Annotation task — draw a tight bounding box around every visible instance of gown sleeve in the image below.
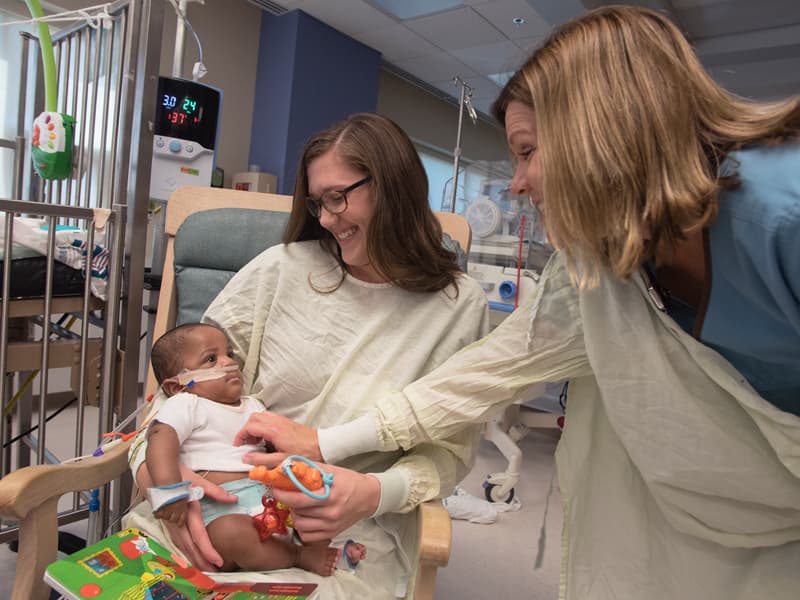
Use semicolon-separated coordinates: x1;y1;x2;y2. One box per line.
374;253;593;452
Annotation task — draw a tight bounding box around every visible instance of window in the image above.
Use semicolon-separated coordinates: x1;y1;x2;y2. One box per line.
416;146;454;212
0;9;34;199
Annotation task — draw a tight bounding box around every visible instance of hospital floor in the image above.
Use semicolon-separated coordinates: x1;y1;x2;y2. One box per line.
436;427;562;599
0;405;563;599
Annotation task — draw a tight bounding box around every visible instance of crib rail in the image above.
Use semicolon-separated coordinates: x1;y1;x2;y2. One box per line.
0;0;164;549
0;199;124;544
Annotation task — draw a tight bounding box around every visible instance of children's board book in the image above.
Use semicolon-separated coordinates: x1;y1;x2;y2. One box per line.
44;527;318;599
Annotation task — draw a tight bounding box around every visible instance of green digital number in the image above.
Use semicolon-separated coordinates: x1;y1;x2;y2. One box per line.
182;97;197;114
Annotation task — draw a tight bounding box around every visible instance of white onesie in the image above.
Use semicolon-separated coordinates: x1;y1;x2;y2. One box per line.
152;392;265;472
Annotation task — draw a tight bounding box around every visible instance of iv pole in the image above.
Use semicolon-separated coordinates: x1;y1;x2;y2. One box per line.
146;0;205;358
171;0;205;79
449;76;477;212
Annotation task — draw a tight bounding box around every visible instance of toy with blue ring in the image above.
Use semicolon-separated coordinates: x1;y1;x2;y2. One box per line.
249;455;333;501
248;456;334;540
282;455;333;500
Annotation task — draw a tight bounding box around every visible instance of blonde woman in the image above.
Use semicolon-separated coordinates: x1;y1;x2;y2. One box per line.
239;6;800;599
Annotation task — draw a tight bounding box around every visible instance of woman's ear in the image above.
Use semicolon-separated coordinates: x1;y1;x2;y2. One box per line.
161;378;184;397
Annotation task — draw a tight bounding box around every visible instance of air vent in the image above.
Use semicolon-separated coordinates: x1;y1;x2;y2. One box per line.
246;0;288;16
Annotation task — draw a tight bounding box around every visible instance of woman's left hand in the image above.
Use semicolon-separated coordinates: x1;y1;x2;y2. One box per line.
235;411;322;462
248;458;381;542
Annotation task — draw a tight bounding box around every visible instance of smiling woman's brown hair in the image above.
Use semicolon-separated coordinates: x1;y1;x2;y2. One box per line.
493;5;800;288
284;113;463;294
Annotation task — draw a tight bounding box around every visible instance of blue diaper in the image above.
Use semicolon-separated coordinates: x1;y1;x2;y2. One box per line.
199;478;268;526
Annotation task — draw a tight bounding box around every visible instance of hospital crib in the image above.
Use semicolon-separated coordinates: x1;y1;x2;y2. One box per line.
0;0;162;592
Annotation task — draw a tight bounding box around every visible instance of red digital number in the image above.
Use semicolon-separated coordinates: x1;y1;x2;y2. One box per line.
168;111;187;125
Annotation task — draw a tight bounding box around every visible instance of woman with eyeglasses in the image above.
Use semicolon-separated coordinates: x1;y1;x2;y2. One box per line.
127;112;489;599
237;6;800;599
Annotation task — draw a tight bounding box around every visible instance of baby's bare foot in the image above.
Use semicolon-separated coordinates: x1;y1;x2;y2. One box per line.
297;545;340;577
344;541;367;567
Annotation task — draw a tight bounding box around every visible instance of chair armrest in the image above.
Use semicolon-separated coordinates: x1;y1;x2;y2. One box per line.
0;438;132;600
414;500;452;600
0;438;132;521
418;499;451;567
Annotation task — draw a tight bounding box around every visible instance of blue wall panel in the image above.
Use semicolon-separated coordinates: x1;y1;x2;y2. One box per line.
249;10;381;195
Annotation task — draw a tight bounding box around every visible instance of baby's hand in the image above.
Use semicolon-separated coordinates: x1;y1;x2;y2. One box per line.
155;498;189;527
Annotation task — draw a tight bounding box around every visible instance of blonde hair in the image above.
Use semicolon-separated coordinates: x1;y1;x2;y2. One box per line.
493;5;800;287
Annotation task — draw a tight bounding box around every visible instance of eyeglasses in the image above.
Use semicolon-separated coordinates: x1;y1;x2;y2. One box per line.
306;176;371;218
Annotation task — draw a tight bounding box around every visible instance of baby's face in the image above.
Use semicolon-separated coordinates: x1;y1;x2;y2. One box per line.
181;326;243;404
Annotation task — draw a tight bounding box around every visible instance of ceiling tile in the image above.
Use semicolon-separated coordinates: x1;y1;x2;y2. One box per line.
463;75;503;97
268;0;800;118
404;6;507;51
471;0;551;40
675;0;800;39
393;51;478;82
368;0;466;20
708;55;800;90
451;40;526;75
513;34;547;54
671;0;736;7
525;0;587;25
288;0;397;35
353;24;444;60
469;96;496;118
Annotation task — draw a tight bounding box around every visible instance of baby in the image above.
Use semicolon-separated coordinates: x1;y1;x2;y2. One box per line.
145;322;341;575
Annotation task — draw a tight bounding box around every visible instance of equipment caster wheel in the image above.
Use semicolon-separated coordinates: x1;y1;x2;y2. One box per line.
483;481;515;503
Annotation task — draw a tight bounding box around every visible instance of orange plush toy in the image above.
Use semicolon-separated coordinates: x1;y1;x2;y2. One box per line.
249;461;323;492
248;456;334;541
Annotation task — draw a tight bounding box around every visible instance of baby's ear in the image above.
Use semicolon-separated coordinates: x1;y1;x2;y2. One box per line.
161;378;184;397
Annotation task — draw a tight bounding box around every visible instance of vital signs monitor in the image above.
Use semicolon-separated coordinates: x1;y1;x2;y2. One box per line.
150;76;222;201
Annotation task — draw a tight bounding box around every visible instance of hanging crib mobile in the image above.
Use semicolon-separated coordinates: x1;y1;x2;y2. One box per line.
26;0;76;180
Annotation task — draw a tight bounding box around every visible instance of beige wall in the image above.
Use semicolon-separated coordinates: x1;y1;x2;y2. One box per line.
4;0;508;182
157;0;262;187
377;70;508;162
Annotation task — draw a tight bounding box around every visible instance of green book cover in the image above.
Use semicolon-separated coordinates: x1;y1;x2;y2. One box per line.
44;528;318;599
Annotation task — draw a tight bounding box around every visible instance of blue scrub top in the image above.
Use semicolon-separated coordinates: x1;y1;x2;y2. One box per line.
665;143;800;416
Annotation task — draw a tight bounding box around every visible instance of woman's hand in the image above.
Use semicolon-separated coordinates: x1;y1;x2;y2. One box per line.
161;501;220;571
258;461;381;542
135;463;237;570
235;411;322;462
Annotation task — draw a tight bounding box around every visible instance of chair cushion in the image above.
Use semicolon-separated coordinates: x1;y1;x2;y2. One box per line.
442;232;468;272
172;208;468;324
173;208;290;324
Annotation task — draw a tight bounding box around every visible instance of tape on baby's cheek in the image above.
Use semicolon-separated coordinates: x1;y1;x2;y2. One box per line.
175;364;239;386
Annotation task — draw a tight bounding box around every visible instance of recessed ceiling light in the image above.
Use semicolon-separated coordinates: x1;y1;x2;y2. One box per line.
368;0;464;20
513;17;525;26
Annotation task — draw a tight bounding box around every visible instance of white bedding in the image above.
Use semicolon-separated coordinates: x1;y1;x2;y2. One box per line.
0;214;110;300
